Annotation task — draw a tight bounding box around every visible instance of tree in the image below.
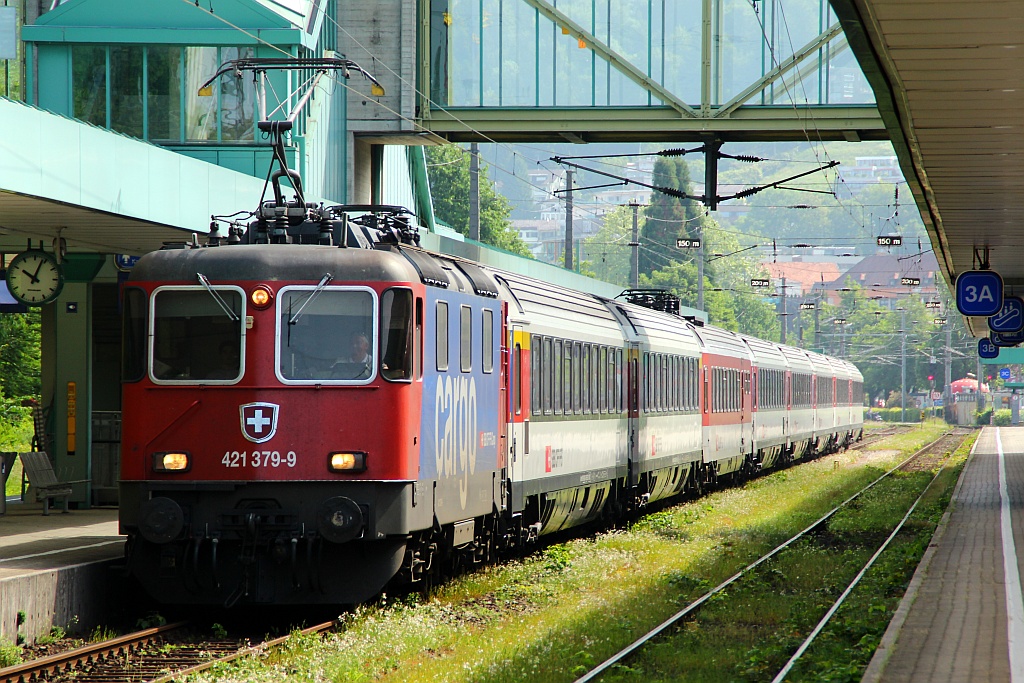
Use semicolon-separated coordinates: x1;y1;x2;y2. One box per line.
639;157;702;277
583;205;635;287
425;145;533;258
0;309;41;399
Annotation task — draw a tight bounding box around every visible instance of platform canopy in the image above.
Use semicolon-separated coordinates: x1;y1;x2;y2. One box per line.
0;98;273;255
832;0;1024;335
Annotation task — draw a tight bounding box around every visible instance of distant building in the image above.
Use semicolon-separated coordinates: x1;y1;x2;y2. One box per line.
766;261;842;298
816;251;941;306
838;156;905;191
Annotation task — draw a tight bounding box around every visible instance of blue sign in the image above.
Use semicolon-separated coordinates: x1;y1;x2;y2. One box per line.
114;254;142;272
1001;367;1012;380
956;270;1003;317
979;338;1000;359
992;329;1024;347
989;296;1024;333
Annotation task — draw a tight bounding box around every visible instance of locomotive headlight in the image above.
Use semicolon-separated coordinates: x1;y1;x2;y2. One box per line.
329;451;367;473
153;451;191;472
250;284;274;309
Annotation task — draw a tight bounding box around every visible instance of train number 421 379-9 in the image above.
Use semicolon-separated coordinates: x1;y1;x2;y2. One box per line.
222;450;297;468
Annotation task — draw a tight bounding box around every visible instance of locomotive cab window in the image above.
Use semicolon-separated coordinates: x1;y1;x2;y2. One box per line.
123;287;148;382
150;286;245;383
380;288;413;381
276;286;376;384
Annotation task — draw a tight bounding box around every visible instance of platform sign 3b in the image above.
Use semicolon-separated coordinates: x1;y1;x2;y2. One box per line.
956;270;1003;317
989;296;1024;333
979;337;999;359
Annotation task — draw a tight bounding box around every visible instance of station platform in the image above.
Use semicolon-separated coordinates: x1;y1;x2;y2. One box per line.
0;499;126;644
863;426;1024;683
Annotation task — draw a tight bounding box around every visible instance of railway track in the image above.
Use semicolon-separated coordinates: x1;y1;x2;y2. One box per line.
854;424;914;449
0;620;335;683
574;428;970;683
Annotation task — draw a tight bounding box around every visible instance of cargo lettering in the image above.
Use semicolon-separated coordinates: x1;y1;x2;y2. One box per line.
434;375;478;509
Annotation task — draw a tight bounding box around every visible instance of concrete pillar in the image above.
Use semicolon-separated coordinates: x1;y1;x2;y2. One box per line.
351;136;375;204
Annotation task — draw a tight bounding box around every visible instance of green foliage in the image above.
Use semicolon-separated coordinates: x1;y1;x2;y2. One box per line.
211;622;228;638
135;612;166;629
993;409;1012;426
425;145;533;257
0;639;22;667
583;205;634;287
872;407;922;422
976;408;993;426
90;625;116;642
640;157;702;277
0;310;41;399
36;625;66;645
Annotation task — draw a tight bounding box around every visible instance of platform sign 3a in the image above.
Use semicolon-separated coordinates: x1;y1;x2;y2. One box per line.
979;337;999;359
988;296;1024;333
956;270;1003;317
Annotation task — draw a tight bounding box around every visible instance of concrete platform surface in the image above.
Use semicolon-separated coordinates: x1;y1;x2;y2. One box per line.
863;426;1024;683
1;500;126;643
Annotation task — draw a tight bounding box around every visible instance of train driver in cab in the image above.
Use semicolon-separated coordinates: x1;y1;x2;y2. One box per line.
329;332;373;379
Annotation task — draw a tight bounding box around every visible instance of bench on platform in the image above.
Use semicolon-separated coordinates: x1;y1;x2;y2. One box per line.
19;452;89;515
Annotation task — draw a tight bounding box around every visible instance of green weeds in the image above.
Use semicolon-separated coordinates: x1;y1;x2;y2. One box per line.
187;424;968;683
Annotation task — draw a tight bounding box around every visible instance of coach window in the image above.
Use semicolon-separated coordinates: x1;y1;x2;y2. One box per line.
643;353;650;412
582;345;591;414
553;339;563;415
654;355;661;412
536;333;544;413
616;349;623;412
563;340;572;414
602;350;610;413
543;337;553;414
483;310;494;373
572;342;582;414
152;286;244;383
380;288;413;381
123;287;147;382
599;347;608;413
460;306;473;372
436;302;449;371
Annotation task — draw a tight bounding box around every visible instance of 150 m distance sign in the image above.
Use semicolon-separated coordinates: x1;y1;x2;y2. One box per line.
956;270;1003;317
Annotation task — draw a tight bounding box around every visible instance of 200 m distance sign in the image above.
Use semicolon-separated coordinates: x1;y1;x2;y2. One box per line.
956;270;1003;317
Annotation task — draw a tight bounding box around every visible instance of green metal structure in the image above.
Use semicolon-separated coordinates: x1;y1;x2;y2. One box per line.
420;0;885;142
21;0;348;201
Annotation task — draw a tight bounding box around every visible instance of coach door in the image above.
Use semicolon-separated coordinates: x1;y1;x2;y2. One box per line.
508;325;528;508
626;343;641;487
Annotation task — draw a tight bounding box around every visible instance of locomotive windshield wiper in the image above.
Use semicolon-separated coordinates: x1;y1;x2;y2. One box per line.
288;273;334;326
197;273;240;321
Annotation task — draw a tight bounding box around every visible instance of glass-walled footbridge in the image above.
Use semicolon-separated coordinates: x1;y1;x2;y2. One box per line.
418;0;885;142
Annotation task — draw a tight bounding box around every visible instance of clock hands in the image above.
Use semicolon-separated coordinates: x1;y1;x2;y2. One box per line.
18;259;46;285
19;267;39;285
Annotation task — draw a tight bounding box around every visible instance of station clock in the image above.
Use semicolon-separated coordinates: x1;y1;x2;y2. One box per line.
5;249;64;305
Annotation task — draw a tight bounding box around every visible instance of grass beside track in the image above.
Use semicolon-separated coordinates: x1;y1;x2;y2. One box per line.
193;422;966;683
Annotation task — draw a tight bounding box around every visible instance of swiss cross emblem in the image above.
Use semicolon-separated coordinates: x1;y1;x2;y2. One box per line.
240;402;279;444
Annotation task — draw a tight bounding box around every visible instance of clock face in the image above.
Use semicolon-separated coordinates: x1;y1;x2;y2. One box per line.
6;250;64;305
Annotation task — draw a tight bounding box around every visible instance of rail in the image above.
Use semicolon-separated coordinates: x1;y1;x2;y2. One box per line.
573;429;967;683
